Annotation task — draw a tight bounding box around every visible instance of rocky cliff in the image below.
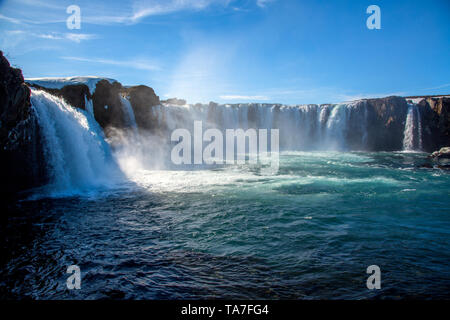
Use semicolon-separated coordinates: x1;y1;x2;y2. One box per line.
26;78;161;135
349;96;409;151
0;51;46;194
417;97;450;152
124;85;161;132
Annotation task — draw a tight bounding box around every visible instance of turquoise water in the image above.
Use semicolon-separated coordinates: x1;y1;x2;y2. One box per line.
1;151;449;299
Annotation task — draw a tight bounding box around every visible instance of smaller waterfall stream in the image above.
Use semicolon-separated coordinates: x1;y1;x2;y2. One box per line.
403;103;423;151
120;95;138;135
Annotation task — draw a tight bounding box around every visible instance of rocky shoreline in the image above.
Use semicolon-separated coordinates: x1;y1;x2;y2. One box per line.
1;51;449;193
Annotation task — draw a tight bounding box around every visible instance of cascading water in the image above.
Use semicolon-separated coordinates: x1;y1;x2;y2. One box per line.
403;103;423;151
150;102;369;152
84;95;94;116
31;89;123;196
120;95;138;135
324;104;349;150
416;106;423;150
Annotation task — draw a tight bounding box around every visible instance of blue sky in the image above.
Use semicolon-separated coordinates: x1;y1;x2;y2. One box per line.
0;0;449;104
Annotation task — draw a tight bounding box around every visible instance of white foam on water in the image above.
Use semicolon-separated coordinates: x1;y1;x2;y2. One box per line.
122;151;402;196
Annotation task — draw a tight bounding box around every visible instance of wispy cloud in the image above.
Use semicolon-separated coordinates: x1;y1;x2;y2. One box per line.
35;33;97;43
422;83;450;90
132;0;216;21
62;56;160;71
85;0;232;25
259;87;407;104
335;92;407;102
1;0;233;26
0;14;23;24
64;33;98;43
37;33;62;40
0;13;65;25
3;30;97;43
256;0;275;8
14;0;65;10
220;95;269;101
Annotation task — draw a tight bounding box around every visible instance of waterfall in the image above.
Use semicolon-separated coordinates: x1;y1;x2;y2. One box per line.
120;95;138;135
31;89;123;195
84;95;94;116
403;103;423;151
25;87;429;195
150;102;370;151
324;104;349;150
403;105;414;150
416;106;423;150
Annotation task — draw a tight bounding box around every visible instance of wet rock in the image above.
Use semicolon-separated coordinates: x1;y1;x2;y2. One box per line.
92;80;127;130
418;97;450;152
124;85;160;131
363;96;409;151
0;51;47;194
161;97;186;105
430;146;450;158
25;82;91;110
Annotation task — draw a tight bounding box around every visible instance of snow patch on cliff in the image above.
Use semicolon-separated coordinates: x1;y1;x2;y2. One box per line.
26;76;116;95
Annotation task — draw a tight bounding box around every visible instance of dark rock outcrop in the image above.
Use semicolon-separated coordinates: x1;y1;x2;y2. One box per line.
0;51;46;194
92;80;127;130
424;146;450;169
161;97;186;105
25;82;91;110
430;146;450;160
363;96;409;151
418;97;450;152
124;85;160;131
